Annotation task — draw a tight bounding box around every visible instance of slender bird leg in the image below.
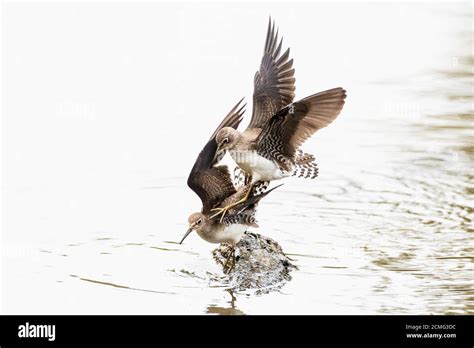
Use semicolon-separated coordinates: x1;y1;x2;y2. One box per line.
223;246;235;274
210;184;253;223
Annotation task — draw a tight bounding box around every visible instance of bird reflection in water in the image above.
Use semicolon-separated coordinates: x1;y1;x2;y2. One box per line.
206;290;245;315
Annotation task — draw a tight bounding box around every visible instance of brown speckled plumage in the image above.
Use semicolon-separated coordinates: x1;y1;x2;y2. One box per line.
214;18;347;181
183;99;281;246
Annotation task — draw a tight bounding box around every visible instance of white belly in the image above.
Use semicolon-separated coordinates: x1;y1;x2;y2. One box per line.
219;224;247;244
232;150;290;182
198;224;247;245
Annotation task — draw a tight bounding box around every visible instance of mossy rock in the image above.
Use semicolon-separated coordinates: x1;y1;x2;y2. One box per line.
212;232;297;294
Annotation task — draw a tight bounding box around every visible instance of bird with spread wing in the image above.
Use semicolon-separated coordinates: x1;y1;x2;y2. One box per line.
181;99;281;270
210;19;347;219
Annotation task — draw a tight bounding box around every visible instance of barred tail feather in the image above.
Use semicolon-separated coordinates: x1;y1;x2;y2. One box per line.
292;163;319;179
234;183;283;215
223;212;258;228
252;181;270;195
292;150;319;179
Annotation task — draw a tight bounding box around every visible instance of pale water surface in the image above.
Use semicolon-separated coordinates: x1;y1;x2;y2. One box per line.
3;2;473;314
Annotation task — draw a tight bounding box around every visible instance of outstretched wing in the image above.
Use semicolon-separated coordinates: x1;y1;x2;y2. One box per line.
257;88;347;163
247;18;295;130
209;98;245;141
187;99;245;213
190;165;236;213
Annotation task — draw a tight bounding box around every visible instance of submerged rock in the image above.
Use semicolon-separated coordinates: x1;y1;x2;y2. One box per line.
212;232;297;294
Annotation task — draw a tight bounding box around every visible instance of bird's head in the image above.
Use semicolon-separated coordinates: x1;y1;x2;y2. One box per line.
215;127;239;153
180;212;208;244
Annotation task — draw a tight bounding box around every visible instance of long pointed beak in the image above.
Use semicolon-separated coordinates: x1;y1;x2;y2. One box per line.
179;228;193;244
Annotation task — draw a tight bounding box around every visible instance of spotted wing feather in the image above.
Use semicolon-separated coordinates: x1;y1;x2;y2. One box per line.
257;88;347;166
187;100;245;213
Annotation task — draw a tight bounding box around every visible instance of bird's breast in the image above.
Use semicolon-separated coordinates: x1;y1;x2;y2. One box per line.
231;150;289;182
220;224;248;244
199;223;247;245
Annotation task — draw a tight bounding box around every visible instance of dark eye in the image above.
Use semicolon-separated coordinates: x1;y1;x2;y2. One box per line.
222;138;229;144
197;219;202;225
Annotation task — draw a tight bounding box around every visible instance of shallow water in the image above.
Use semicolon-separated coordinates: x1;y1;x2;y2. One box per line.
3;3;473;314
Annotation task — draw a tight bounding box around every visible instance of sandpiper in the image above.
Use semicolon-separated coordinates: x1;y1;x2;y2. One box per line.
211;19;347;217
181;99;281;271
